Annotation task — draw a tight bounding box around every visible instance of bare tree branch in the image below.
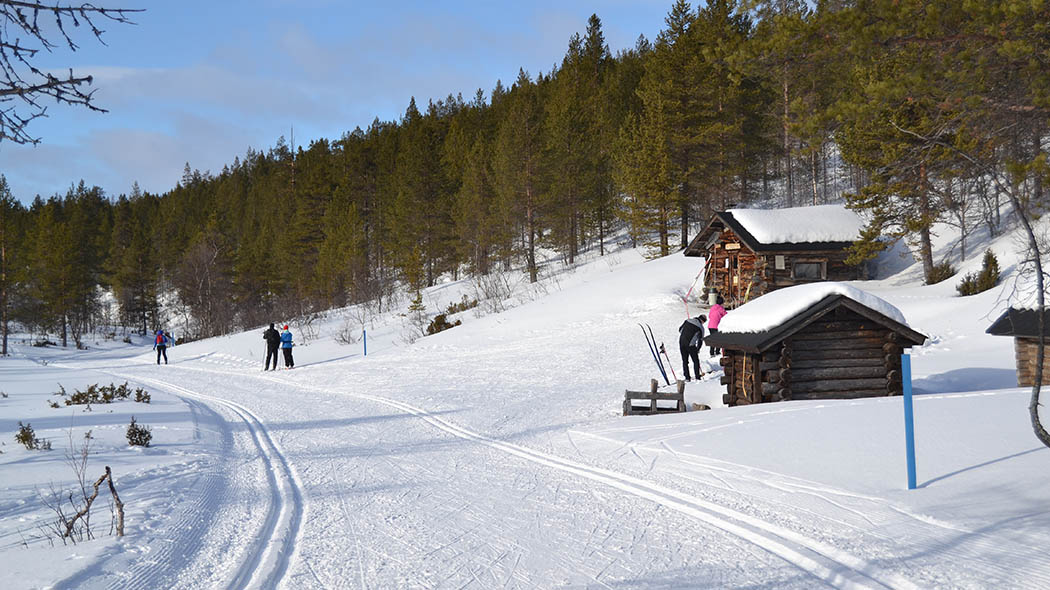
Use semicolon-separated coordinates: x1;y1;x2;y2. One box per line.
0;1;142;144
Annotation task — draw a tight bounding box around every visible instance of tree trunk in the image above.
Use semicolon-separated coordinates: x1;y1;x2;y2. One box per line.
598;207;605;256
660;202;669;257
1;210;6;356
680;187;689;251
811;151;819;205
526;191;537;283
568;205;576;265
919;164;935;282
783;73;793;207
1009;188;1050;448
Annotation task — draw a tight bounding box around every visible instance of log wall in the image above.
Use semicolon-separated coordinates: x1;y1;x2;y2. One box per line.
707;230;760;305
706;229;865;307
720;350;763;406
1014;337;1050;386
761;251;865;291
722;307;908;407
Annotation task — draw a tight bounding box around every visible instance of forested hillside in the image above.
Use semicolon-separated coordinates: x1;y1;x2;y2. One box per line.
0;0;1047;348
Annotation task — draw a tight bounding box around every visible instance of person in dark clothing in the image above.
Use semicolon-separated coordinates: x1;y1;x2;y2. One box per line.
280;324;294;369
153;329;168;365
678;315;706;381
263;323;281;370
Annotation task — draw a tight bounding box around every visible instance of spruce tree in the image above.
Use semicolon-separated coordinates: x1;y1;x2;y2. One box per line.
0;175;22;355
493;70;544;282
635;0;702;248
27;199;77;345
832;0;970;282
108;196;159;335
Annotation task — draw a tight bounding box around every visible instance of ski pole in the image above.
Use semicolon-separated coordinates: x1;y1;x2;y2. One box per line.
682;263;707;317
658;343;679;382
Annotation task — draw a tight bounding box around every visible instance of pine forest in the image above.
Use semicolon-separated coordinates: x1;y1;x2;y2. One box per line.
1;0;1048;347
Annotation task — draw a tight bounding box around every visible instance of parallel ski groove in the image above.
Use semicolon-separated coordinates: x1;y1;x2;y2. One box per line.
114;372;306;590
244;369;915;590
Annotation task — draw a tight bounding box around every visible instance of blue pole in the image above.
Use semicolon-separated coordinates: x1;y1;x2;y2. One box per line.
902;353;917;490
363;329;367;357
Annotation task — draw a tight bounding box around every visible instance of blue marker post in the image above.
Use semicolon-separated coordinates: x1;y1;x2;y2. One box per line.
363;329;367;357
902;353;917;490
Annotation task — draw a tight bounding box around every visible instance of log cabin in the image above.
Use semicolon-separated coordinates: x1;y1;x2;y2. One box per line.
986;308;1050;386
683;205;868;306
705;283;927;407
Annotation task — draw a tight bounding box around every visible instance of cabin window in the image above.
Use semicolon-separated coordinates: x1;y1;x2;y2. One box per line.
775;255;785;270
792;261;825;280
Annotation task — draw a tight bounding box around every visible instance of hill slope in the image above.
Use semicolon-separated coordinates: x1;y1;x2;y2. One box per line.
2;220;1049;589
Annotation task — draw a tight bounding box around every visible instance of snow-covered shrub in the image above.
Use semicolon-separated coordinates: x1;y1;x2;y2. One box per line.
957;249;1000;296
126;417;152;447
444;295;478;315
62;382;148;406
472;271;515;313
927;261;956;285
334;316;360;345
407;292;428;336
426;313;461;336
294;312;323;343
16;422;50;450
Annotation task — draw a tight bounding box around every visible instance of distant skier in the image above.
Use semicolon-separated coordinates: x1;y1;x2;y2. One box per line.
678;315;706;381
280;324;295;369
263;323;281;370
153;329;169;365
707;295;727;356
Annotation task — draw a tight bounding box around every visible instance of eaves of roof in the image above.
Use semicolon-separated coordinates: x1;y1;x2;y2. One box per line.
704;294;927;353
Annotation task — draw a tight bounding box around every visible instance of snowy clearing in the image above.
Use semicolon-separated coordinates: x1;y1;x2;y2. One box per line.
2;222;1050;589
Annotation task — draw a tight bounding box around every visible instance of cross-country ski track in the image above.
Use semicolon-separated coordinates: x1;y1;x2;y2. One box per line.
114;372;307;590
97;359;917;590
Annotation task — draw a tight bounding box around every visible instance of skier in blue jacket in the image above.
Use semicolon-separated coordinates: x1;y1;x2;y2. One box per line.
280;324;294;369
153;329;168;365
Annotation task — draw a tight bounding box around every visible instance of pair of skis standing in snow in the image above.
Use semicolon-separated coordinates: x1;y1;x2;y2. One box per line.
641;295;727;386
263;323;295;370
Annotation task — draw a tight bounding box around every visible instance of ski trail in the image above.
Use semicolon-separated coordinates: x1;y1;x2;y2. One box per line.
109;396;231;590
244;371;916;590
577;428;972;535
116;372;306;590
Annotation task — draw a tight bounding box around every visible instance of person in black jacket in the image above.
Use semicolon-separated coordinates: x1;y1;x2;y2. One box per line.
678;315;706;381
262;323;281;371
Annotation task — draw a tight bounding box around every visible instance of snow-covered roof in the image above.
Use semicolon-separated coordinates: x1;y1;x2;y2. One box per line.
718;282;908;335
727;204;865;245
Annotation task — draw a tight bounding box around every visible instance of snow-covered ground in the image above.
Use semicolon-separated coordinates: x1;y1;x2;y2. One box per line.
2;218;1050;589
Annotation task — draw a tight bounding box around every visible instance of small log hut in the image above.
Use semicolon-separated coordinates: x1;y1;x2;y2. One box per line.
683;205;867;306
706;289;927;407
986;308;1050;386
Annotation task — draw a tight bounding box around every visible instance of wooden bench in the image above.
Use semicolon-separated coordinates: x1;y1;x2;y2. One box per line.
623;379;686;416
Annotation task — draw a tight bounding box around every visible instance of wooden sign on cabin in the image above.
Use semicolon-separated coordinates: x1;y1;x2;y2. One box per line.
683;205;868;306
704;283;927;407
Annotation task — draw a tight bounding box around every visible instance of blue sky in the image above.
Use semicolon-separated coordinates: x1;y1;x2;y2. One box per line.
1;1;670;204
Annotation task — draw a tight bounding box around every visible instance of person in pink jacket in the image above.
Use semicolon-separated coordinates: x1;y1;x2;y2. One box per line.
707;295;726;356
